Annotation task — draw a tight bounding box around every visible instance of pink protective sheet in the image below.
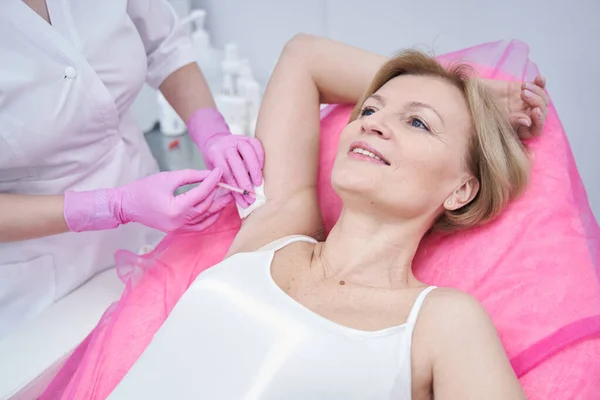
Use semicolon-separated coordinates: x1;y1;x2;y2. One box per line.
42;40;600;399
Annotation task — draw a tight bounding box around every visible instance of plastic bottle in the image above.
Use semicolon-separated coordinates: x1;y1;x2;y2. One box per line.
221;43;242;91
179;9;221;92
157;92;186;136
215;73;246;136
236;59;262;136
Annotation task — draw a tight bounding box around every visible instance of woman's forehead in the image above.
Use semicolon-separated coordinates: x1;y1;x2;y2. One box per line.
375;75;469;114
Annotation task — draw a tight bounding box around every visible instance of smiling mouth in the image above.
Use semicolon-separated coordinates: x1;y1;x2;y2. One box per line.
349;145;390;165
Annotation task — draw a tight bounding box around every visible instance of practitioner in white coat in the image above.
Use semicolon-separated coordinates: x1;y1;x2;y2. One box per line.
0;0;264;338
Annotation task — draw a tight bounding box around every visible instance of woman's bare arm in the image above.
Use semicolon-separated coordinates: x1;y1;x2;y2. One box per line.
427;289;525;399
159;63;216;123
227;34;386;255
0;194;68;242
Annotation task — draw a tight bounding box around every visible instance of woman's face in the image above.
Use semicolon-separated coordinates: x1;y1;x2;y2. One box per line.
331;74;478;222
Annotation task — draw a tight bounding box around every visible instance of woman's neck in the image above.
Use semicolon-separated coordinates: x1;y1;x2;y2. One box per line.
315;208;429;289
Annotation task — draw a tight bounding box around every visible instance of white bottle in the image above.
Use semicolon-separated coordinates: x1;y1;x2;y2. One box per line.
237;59;261;137
157;92;186;136
179;9;221;93
215;73;246;136
221;43;242;91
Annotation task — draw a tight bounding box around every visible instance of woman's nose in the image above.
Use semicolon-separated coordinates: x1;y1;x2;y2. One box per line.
361;115;391;139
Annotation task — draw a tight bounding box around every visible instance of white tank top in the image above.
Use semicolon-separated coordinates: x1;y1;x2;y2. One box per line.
110;235;437;399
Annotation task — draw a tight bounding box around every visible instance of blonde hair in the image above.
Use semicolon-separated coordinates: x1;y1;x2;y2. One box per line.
350;50;530;232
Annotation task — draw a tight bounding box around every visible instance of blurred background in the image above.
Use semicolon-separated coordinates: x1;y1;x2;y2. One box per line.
134;0;600;219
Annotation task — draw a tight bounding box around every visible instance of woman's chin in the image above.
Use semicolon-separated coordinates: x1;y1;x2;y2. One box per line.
331;171;378;199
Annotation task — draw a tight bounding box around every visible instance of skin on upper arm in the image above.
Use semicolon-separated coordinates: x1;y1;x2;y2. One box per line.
227;34;388;256
226;37;324;256
427;288;525;399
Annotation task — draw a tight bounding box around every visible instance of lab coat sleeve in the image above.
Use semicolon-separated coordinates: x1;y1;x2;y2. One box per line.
127;0;196;89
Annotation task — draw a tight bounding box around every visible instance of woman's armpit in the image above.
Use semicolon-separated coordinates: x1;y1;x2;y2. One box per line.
227;188;324;256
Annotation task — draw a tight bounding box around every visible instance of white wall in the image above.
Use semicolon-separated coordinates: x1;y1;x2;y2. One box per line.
143;0;600;219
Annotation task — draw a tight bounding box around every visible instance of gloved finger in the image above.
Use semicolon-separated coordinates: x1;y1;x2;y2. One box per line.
191;188;232;216
237;141;263;186
212;152;246;206
189;196;231;226
168;169;213;191
186;212;222;233
225;148;252;207
208;193;234;214
218;167;247;207
190;187;219;216
247;137;265;169
211;152;233;182
225;148;253;193
214;153;248;208
530;107;546;138
180;169;222;208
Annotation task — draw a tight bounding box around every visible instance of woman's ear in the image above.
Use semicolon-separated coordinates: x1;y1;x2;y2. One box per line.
444;177;480;211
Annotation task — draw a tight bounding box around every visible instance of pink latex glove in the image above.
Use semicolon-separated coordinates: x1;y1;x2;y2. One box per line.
187;108;264;208
64;169;232;233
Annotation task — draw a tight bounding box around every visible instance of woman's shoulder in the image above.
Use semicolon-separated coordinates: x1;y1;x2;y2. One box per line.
425;287;484;309
414;287;523;398
416;287;497;341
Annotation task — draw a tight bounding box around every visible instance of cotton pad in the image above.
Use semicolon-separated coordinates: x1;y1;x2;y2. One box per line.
236;183;266;219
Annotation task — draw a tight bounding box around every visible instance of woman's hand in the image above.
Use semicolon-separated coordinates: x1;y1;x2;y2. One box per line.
64;169;233;233
485;76;549;140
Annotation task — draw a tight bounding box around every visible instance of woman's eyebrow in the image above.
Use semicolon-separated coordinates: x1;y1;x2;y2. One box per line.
366;93;385;104
406;101;445;125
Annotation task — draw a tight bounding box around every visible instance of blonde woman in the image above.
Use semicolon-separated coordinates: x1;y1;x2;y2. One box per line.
111;34;548;399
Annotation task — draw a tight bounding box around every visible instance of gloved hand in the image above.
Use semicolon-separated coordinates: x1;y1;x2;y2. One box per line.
187;108;264;208
64;169;232;233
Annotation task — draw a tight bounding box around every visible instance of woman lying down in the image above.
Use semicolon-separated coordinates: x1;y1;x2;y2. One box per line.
110;34;548;399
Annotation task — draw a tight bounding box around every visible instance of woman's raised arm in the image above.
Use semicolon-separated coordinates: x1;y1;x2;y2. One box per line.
227;34;386;255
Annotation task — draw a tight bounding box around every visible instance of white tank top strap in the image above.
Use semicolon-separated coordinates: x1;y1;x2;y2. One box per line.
405;286;437;326
258;235;318;252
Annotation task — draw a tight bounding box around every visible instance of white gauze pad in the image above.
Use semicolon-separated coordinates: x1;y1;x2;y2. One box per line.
236;182;266;219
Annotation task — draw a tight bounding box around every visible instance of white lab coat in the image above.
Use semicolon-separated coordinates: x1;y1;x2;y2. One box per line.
0;0;195;338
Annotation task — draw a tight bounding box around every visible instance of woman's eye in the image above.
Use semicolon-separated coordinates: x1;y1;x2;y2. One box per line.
409;117;430;131
360;107;376;117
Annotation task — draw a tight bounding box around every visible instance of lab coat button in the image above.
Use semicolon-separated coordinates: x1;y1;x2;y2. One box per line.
64;66;77;79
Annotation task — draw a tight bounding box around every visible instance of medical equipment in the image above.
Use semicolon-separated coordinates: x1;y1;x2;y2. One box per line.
217;182;264;200
215;43;263;137
215;73;246;135
180;9;221;94
157;9;262;139
236;59;262;136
